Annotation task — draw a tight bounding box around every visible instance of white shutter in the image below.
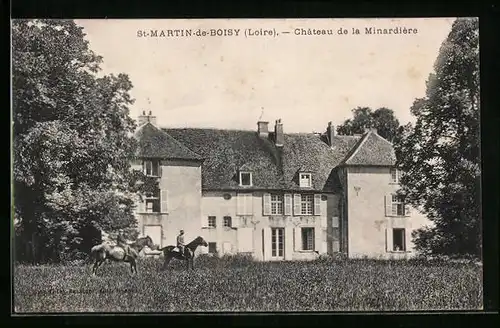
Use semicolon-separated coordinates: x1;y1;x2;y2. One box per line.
245;194;253;215
385;194;393;217
293;194;301;216
137;198;145;213
320;216;327;228
263;193;271;216
314;227;321;252
332;216;339;228
237;194;245;215
201;215;207;228
314;194;321;215
405;204;412;217
263;228;271;260
285;227;294;260
160;189;168;213
232;216;240;228
294;227;301;251
321;228;327;254
284;194;292;215
386;228;393;252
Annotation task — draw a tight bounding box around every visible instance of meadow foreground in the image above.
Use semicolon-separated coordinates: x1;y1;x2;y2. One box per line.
14;255;483;312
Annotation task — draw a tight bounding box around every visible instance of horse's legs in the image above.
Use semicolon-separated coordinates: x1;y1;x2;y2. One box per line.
161;256;171;271
130;258;137;274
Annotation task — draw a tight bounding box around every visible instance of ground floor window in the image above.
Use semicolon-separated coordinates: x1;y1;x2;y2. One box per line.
301;227;315;251
393;228;406;251
271;228;284;258
208;242;217;254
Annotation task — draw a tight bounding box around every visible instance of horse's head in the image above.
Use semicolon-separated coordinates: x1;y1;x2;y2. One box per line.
143;235;155;249
135;235;155;250
196;236;208;247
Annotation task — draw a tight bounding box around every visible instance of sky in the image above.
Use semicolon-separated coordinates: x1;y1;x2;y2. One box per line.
76;18;455;133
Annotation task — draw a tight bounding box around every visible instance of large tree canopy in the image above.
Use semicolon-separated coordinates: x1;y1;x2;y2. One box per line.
393;18;480;258
12;20;146;263
337;107;400;142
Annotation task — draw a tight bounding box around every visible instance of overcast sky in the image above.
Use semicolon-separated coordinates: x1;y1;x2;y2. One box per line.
76;18;455;133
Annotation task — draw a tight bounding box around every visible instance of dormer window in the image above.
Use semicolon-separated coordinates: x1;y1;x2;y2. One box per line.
390;168;401;184
299;173;312;188
239;171;253;186
143;160;160;177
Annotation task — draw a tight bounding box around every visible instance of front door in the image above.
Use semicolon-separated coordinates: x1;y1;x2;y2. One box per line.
271;228;285;260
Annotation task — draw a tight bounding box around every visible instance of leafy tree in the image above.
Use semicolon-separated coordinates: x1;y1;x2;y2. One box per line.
12;19;148;263
393;18;480;258
336;107;400;142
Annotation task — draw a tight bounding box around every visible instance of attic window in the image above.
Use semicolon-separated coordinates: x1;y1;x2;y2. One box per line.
299;173;312;188
239;171;253;186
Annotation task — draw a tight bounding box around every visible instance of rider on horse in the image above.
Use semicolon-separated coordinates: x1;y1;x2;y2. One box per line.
117;229;131;259
177;230;186;258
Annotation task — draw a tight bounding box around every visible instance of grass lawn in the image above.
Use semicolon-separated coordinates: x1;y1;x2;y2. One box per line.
13;255;483;312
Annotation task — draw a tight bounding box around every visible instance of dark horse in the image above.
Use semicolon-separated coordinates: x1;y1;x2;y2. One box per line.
158;236;208;270
90;236;155;275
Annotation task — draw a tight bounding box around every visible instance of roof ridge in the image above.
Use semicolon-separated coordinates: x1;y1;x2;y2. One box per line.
136;122;203;160
340;131;371;165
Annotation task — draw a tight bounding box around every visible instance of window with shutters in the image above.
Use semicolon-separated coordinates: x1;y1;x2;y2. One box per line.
391;194;406;216
301;194;314;215
392;228;406;251
271;194;284;215
301;227;315;251
390;168;401;184
208;216;216;228
143;160;160;177
144;188;160;213
299;173;312;188
223;216;232;228
239;171;253;186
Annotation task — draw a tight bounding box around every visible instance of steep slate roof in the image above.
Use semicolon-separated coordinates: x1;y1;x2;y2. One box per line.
134;122;203;161
163;128;361;192
340;129;396;166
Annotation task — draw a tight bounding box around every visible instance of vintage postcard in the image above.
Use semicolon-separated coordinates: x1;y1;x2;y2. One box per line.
12;17;482;313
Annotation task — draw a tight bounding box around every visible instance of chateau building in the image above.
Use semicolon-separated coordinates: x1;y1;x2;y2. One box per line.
132;111;429;260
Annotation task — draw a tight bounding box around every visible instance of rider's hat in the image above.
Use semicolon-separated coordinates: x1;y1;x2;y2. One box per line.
180;229;184;233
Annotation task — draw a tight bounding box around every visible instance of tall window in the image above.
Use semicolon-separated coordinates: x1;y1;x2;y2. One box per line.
301;227;315;251
390;168;401;184
271;194;284;215
299;173;312;188
239;172;252;186
391;195;406;216
223;216;232;228
208;216;216;228
144;160;160;177
301;194;314;215
271;228;284;258
393;228;406;251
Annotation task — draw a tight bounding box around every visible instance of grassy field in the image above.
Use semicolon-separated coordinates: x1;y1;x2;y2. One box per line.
13;255;483;312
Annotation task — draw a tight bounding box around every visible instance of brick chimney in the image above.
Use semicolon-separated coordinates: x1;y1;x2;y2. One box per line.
326;121;335;146
257;121;269;138
274;119;284;147
137;110;157;126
